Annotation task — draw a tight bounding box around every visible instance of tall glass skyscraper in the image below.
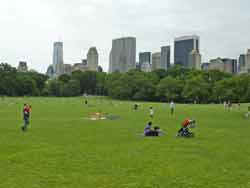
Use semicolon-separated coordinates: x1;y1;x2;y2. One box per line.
53;42;64;76
139;52;151;66
174;36;199;68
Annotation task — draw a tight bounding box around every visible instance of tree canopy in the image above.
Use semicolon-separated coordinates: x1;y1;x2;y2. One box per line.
0;63;250;103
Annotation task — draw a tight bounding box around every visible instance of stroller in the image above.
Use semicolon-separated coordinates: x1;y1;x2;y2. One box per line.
177;120;196;138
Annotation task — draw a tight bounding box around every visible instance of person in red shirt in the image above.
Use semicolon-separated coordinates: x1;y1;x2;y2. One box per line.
177;118;196;137
22;104;31;131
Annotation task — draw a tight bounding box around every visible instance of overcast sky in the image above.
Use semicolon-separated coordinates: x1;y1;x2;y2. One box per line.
0;0;250;73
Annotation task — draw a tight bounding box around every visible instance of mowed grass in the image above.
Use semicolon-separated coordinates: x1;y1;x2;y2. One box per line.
0;97;250;188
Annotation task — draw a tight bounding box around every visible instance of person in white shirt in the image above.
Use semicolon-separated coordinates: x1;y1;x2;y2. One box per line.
170;101;175;115
224;101;228;110
149;107;154;119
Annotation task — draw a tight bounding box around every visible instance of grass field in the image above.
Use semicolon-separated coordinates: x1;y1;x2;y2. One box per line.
0;97;250;188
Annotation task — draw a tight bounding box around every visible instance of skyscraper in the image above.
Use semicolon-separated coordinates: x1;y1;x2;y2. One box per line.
188;49;202;70
174;35;200;68
161;46;171;69
139;52;151;67
109;50;113;73
139;52;151;72
53;42;63;76
238;54;246;72
151;52;161;71
109;37;136;73
238;49;250;74
246;50;250;71
87;47;99;71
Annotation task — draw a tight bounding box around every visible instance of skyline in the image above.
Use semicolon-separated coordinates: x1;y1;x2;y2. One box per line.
0;0;250;73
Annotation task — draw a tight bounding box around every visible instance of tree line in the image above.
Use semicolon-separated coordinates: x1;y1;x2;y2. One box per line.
1;63;250;103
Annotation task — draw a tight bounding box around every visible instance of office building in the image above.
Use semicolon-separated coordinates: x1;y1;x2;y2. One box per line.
87;47;99;71
209;58;237;74
152;52;161;71
161;46;171;69
238;54;246;72
188;49;202;70
238;49;250;74
53;42;64;76
139;52;151;67
174;35;200;68
109;37;136;73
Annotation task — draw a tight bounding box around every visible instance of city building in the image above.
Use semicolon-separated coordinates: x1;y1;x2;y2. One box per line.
87;47;99;71
108;50;113;73
139;52;151;67
238;49;250;74
174;35;200;68
139;52;151;72
46;42;100;78
246;49;250;72
46;65;54;78
161;46;171;69
140;62;151;72
17;61;28;72
209;58;237;74
188;49;202;70
97;66;103;72
62;64;73;75
53;42;64;76
151;52;161;71
201;62;210;70
109;37;136;73
72;62;88;72
238;54;246;72
135;62;140;70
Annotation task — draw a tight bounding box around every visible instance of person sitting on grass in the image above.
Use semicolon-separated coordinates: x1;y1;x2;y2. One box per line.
144;122;152;135
177;118;196;137
144;122;164;137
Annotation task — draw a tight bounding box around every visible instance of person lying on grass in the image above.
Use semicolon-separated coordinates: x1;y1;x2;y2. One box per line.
144;122;164;137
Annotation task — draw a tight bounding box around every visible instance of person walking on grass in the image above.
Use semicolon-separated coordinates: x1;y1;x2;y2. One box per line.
149;107;154;119
21;104;31;131
247;105;250;119
170;100;175;115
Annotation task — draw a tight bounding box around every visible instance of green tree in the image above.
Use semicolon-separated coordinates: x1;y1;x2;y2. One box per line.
61;80;81;97
58;74;71;84
182;76;210;103
157;77;184;102
47;80;62;97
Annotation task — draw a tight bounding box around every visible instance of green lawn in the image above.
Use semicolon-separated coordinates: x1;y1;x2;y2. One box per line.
0;97;250;188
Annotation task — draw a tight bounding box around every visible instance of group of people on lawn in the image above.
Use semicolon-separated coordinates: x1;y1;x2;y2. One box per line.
20;100;250;135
